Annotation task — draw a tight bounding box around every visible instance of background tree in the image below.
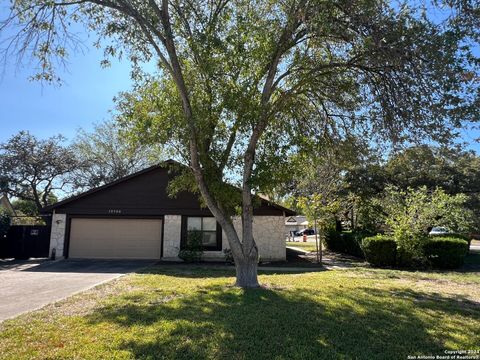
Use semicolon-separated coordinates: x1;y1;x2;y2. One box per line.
384;145;480;230
297;194;340;263
11;195;58;217
381;185;474;266
0;131;78;215
343;145;480;232
2;0;479;287
71;120;164;190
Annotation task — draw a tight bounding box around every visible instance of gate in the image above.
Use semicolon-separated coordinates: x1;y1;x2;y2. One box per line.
0;225;51;259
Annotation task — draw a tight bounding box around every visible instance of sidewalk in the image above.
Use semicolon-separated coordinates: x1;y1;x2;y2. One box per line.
286;246;367;270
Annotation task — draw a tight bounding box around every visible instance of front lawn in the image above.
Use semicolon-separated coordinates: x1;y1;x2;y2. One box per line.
286;240;320;252
1;266;479;360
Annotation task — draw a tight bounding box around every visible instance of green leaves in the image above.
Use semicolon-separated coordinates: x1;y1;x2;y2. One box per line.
3;1;479;258
0;131;79;212
382;185;474;239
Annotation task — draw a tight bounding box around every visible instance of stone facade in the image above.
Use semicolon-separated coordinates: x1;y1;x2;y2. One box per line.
228;216;286;261
49;211;67;259
161;215;286;262
162;215;182;260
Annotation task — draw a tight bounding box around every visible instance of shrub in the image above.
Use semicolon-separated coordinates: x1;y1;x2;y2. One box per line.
178;230;203;262
0;209;10;238
342;232;365;258
428;233;471;246
324;228;344;252
223;248;234;263
424;238;469;269
324;229;367;258
362;235;397;267
395;233;429;268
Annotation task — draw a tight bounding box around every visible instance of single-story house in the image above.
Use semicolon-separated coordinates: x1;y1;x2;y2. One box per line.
285;215;308;234
43;160;295;261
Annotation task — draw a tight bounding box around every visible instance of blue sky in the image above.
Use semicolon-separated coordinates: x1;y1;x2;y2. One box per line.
0;36;137;143
0;4;478;153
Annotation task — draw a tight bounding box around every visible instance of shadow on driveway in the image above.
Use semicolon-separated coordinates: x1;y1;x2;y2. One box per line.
0;258;157;273
21;259;157;273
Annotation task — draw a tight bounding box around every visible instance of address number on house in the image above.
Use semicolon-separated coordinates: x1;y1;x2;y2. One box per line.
108;209;122;214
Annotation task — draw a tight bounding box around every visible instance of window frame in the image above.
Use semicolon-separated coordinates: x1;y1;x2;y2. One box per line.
181;216;222;251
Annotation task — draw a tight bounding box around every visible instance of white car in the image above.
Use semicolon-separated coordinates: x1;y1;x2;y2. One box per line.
429;226;451;235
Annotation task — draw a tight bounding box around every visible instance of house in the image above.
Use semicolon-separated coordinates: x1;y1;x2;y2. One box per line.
285;215;308;234
0;194;15;215
43;160;295;261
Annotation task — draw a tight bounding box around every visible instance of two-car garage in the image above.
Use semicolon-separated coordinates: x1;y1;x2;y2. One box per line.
68;218;162;260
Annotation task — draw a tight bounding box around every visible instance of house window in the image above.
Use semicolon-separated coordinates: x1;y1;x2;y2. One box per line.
182;216;222;251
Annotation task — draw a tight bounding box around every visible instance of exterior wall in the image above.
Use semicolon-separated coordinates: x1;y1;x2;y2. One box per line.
251;216;286;261
162;215;182;260
52;213;286;262
161;215;286;262
49;211;67;259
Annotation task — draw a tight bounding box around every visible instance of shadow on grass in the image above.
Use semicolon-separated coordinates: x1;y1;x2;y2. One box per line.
86;275;480;360
138;264;328;278
136;264;236;278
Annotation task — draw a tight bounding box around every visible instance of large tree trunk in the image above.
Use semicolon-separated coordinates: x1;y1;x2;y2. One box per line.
189;163;260;288
207;199;259;288
235;255;259;288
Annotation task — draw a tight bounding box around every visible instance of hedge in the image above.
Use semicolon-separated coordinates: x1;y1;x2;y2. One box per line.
361;235;397;267
324;229;368;258
424;238;469;269
428;233;471;246
324;228;344;252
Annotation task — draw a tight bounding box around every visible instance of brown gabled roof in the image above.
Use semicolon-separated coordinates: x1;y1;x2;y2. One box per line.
42;159;296;216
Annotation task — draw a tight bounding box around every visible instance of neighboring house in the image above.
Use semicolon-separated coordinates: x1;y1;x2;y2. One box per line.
285;215;308;234
43;160;295;261
0;194;15;215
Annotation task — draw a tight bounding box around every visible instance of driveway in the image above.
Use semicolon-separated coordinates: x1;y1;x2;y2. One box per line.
0;259;155;322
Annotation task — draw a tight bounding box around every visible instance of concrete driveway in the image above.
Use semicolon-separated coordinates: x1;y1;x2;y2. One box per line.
0;259;155;322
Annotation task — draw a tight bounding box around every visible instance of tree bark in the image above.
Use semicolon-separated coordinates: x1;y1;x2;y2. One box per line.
234;255;259;288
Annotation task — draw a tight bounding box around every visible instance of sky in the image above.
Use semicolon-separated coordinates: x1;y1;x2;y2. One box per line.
0;1;148;143
0;36;138;142
0;3;478;154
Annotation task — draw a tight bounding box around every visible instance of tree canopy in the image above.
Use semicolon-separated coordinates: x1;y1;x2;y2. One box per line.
71;120;164;190
0;131;78;214
2;0;479;287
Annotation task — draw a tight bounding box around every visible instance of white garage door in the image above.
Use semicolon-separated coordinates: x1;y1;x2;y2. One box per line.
69;218;162;259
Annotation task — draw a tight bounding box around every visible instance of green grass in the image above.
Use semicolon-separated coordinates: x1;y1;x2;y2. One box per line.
286;241;320;252
1;266;479;360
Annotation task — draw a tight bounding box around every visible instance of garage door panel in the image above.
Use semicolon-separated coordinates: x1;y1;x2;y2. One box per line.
69;218;162;259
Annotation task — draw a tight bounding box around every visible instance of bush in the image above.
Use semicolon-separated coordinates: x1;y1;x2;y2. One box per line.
178;230;203;262
428;233;471;246
362;235;397;267
424;238;469;269
324;229;367;258
223;248;234;263
395;234;429;268
342;232;365;258
0;209;10;238
324;228;344;252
